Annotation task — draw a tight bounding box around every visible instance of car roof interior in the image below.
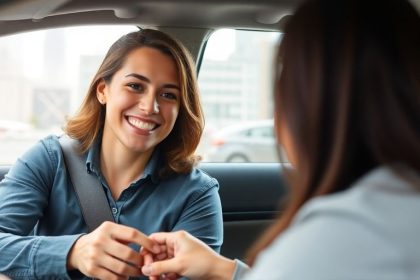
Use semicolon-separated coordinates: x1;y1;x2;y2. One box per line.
0;0;295;34
2;0;420;61
1;0;420;35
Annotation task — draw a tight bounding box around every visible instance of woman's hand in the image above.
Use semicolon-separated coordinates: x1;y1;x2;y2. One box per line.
141;230;236;280
67;221;160;280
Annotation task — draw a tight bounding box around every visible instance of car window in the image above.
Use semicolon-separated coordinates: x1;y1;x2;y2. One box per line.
0;25;138;165
0;26;286;165
198;29;285;163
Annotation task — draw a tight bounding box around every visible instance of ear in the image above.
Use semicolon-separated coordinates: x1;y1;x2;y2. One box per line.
96;79;108;105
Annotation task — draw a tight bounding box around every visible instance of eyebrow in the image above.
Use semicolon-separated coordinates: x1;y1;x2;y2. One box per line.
125;73;180;91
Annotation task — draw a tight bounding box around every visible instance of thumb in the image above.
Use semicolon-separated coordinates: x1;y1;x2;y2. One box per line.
142;258;180;277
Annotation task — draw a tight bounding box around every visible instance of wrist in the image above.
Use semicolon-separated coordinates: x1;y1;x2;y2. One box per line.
66;234;84;271
208;255;236;280
66;246;77;271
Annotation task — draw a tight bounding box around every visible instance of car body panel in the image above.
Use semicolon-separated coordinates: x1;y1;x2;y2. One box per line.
206;120;281;162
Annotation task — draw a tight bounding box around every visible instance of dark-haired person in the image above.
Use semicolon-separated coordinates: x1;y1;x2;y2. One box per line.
0;29;222;279
140;0;420;279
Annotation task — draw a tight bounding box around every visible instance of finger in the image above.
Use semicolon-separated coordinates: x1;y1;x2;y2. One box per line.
149;232;176;247
98;269;128;280
159;244;168;253
144;253;154;266
156;252;168;260
139;254;144;267
141;245;168;259
84;263;128;280
150;231;192;255
140;254;155;280
142;259;180;277
165;272;179;280
103;238;142;265
149;233;178;255
102;222;159;254
97;253;142;277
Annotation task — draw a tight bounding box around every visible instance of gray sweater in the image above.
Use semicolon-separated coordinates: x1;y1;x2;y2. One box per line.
233;165;420;280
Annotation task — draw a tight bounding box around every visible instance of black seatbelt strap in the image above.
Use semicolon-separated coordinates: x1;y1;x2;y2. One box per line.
59;136;114;232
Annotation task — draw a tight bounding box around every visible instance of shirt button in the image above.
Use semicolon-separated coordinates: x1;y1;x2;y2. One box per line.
112;207;118;215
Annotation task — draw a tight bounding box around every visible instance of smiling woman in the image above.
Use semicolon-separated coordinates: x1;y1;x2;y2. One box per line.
94;47;182;198
0;29;223;280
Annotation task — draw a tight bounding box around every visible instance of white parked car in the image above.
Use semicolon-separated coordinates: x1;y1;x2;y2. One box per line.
205;119;287;163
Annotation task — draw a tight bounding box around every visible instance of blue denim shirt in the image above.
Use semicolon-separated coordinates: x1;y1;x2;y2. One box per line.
0;135;223;279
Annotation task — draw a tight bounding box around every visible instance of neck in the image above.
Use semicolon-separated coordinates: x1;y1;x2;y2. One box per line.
99;135;154;200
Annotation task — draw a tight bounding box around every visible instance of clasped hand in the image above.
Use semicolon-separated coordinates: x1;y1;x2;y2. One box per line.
67;221;161;280
140;230;235;280
67;223;233;280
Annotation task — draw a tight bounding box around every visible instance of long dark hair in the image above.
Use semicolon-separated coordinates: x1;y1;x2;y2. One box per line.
247;0;420;264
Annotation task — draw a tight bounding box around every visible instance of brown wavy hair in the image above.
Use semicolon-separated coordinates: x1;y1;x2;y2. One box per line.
246;0;420;264
64;29;204;178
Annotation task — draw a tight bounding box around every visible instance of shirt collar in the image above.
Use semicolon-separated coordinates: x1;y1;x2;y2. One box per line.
86;137;101;176
144;148;161;184
86;138;161;184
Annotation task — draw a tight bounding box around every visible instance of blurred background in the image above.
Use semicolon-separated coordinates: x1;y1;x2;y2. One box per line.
0;27;285;164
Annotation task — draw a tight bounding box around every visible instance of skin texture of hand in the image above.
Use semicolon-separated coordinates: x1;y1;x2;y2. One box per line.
67;221;160;280
141;230;236;280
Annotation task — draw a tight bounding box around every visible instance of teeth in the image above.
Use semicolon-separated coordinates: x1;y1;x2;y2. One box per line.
128;117;156;130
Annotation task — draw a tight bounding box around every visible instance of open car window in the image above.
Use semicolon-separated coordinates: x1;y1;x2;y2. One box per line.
198;29;286;163
0;25;138;164
0;26;285;165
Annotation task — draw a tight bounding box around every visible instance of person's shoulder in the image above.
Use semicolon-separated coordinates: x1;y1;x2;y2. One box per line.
251;211;406;280
175;166;218;185
295;165;420;232
165;166;219;193
250;200;403;279
7;134;63;181
39;134;64;158
192;166;219;186
18;134;62;162
39;134;61;147
250;165;420;279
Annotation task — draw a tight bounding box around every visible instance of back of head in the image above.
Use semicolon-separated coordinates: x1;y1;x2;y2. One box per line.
247;0;420;264
276;0;420;197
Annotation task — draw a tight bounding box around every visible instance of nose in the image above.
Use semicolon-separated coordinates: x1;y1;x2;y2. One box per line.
139;92;159;114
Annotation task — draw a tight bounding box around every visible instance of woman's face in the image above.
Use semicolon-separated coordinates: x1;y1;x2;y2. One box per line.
97;46;181;155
